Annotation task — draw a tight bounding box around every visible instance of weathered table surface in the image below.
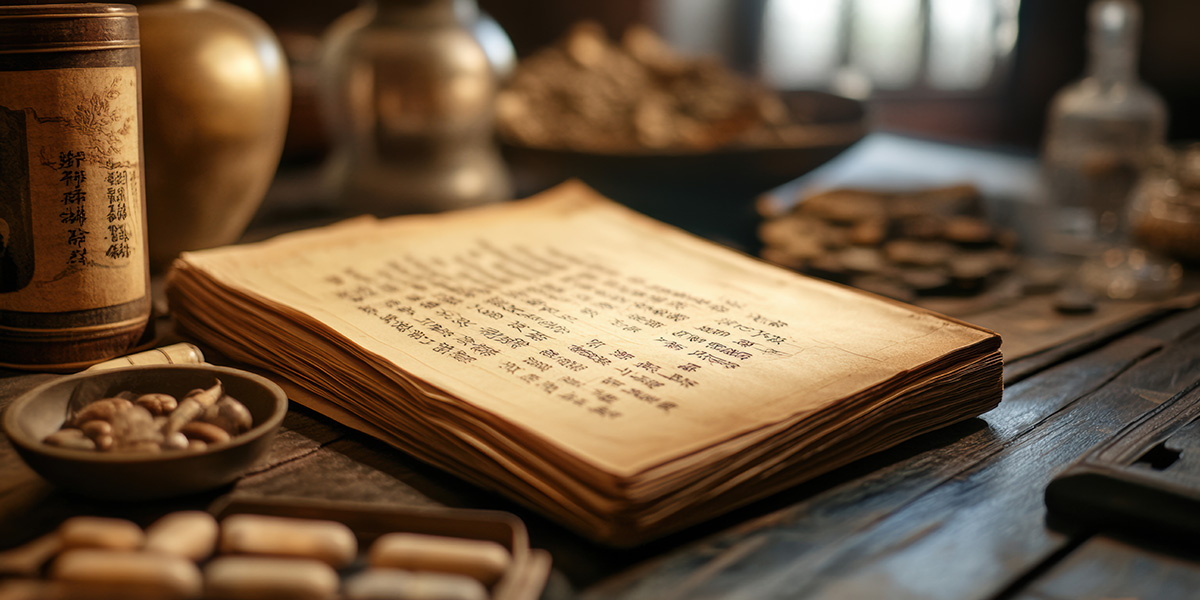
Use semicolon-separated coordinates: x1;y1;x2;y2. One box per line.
5;139;1200;599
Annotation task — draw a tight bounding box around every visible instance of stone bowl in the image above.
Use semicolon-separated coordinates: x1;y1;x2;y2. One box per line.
3;364;287;500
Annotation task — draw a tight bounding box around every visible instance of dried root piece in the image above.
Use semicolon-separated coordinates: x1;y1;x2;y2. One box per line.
163;381;223;436
42;379;251;454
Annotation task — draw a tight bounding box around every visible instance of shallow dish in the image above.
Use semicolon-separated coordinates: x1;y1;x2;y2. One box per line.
502;90;868;250
3;364;287;500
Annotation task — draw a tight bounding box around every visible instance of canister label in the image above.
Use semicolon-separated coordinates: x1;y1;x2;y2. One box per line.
0;66;146;316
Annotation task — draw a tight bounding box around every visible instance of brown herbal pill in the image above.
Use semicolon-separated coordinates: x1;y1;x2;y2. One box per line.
145;511;219;561
896;268;951;294
344;568;488;600
368;532;512;586
203;556;338;600
58;516;144;551
779;235;826;261
837;247;886;275
943;216;994;245
50;549;202;600
219;514;357;568
848;220;887;246
757;218;799;248
948;253;998;281
884;239;955;267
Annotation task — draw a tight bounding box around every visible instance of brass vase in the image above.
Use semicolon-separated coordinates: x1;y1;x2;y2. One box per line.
137;0;290;271
317;0;512;216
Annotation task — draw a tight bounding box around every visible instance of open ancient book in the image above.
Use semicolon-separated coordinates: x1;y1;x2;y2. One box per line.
167;181;1003;545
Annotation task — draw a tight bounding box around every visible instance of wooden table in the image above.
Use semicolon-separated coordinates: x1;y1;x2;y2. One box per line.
4;137;1200;599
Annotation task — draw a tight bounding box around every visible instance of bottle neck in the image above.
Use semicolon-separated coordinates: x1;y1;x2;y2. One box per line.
1087;44;1137;84
1086;0;1141;85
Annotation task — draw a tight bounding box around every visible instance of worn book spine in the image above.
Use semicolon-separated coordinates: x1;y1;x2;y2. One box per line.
0;5;152;371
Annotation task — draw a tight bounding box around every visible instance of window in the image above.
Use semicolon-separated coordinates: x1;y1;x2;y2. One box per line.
658;0;1021;96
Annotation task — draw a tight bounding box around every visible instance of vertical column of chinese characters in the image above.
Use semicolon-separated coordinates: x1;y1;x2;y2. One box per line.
104;163;131;260
59;151;88;265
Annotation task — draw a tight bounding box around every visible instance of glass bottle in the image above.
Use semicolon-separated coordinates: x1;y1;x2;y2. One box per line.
1040;0;1176;299
1042;0;1165;250
317;0;512;216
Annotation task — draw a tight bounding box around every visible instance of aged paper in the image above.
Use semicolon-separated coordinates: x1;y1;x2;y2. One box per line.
0;67;144;312
172;182;998;482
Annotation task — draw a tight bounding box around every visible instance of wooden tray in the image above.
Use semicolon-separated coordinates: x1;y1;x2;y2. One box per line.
209;495;552;600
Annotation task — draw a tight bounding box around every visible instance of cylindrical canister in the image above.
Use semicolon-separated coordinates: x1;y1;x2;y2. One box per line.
0;4;151;371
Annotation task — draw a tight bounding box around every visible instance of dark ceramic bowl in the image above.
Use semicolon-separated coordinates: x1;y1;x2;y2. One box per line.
502;90;868;251
3;364;287;500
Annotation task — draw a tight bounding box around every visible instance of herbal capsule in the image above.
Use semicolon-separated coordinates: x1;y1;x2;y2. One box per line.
0;532;61;577
219;514;357;568
50;549;202;600
145;511;219;561
58;516;144;551
204;556;338;600
344;569;488;600
367;532;511;586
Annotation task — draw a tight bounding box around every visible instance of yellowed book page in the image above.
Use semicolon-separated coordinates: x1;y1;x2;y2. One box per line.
178;182;997;478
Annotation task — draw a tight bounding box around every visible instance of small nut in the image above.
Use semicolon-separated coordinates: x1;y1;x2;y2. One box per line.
203;397;253;435
162;432;189;451
134;393;177;417
79;420;113;440
93;434;115;452
179;422;230;445
186;440;208;452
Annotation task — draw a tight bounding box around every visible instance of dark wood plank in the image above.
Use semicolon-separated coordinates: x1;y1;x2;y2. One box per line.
1015;536;1200;600
583;308;1200;599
